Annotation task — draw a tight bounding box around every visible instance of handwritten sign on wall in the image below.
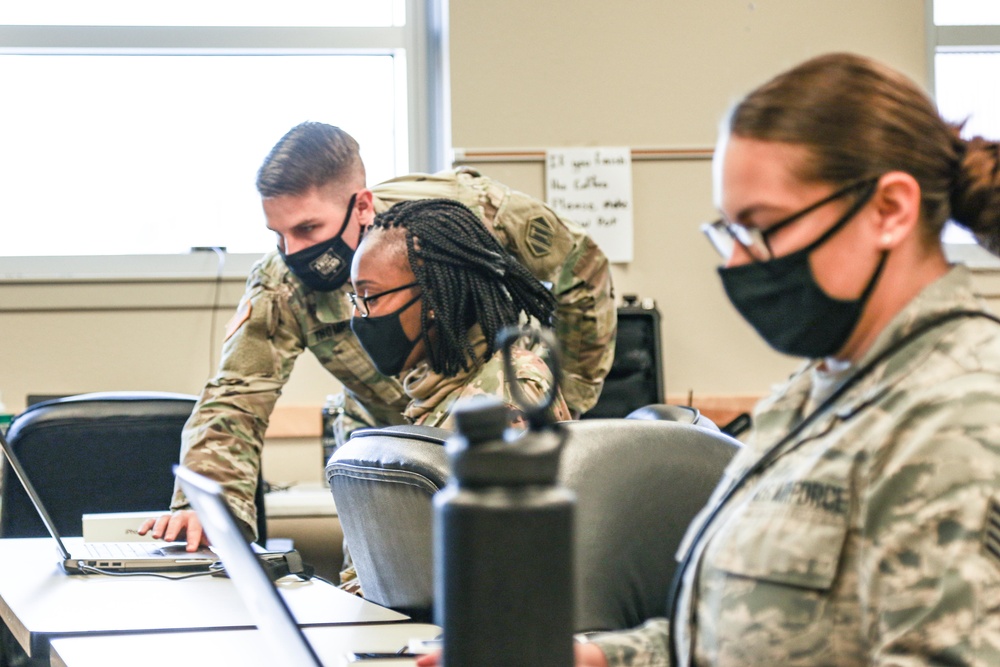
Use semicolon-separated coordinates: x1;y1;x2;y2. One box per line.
545;147;633;263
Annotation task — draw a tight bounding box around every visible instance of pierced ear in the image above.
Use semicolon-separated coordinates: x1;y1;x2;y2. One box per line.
872;171;921;247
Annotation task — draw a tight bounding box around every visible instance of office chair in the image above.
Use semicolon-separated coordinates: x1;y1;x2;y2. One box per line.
0;391;267;545
562;419;738;631
326;418;740;631
326;424;451;622
625;403;719;431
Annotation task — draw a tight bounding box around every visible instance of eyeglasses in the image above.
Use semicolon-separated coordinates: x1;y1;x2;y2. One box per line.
701;177;880;262
348;281;419;317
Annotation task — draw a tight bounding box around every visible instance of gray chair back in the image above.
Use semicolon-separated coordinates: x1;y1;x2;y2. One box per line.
561;419;737;631
325;419;740;630
326;424;451;621
625;403;719;431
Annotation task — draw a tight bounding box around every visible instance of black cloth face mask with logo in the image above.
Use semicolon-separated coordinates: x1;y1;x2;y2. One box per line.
351;292;423;377
718;183;886;359
279;194;357;292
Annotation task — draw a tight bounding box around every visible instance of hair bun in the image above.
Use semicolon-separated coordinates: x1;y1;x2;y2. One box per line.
950;135;1000;255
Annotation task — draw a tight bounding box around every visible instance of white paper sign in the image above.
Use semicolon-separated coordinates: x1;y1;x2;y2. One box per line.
545;147;633;263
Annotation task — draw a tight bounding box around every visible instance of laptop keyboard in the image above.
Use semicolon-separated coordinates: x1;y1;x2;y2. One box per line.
83;542;161;558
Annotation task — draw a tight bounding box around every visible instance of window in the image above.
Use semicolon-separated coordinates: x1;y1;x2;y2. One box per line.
0;0;448;275
929;0;1000;266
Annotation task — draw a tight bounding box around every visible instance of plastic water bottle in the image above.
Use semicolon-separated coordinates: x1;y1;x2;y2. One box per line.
433;397;574;666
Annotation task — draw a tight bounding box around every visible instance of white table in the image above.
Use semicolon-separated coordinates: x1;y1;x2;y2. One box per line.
50;623;442;667
0;538;406;662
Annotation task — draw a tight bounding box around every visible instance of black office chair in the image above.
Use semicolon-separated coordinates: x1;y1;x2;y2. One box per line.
326;418;740;631
0;391;267;544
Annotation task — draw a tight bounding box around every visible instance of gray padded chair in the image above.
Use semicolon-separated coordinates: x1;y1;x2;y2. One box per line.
326;424;451;621
326;418;740;631
625;403;719;431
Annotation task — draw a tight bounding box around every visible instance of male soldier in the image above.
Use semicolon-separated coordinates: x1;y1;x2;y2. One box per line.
143;122;616;547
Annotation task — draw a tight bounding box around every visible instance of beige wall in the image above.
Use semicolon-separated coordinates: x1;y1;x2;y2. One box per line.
0;1;932;438
449;0;928;401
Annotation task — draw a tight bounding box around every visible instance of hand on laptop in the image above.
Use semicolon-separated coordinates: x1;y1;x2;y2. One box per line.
137;510;210;551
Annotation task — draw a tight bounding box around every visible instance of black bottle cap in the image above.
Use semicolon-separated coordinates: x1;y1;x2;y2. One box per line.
451;398;510;445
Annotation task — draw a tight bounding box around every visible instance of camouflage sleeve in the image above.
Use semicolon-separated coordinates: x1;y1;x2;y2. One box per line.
859;374;1000;664
328;387;409;447
504;347;573;424
586;617;671;667
170;267;304;535
484;181;616;416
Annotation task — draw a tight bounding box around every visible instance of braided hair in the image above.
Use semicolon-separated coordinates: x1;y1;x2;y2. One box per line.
367;198;557;376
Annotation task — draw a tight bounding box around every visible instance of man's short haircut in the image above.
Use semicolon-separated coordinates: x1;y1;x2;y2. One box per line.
256;122;365;197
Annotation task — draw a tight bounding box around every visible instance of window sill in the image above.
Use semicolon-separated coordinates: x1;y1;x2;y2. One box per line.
0;252;261;283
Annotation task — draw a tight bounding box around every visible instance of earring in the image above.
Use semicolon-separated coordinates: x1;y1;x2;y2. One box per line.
882;234;893;246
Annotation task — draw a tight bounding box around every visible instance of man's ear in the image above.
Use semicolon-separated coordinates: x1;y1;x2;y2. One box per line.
354;189;375;229
871;171;922;250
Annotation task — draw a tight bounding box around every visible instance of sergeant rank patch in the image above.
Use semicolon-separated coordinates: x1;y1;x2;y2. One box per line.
985;497;1000;568
525;216;555;257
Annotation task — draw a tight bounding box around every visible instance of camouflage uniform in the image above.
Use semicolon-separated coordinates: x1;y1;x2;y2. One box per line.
401;343;572;430
171;168;615;533
590;265;1000;666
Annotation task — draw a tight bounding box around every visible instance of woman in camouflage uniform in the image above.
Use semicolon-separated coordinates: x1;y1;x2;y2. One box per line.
350;198;572;430
500;51;1000;667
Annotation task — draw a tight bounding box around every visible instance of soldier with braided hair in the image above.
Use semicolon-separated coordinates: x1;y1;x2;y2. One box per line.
349;198;572;428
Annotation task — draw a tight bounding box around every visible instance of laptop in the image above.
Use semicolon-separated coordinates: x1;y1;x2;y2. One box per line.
176;465;328;665
0;428;218;574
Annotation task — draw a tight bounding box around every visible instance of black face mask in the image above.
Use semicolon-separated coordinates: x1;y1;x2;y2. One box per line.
351;292;422;377
279;194;357;292
718;186;885;358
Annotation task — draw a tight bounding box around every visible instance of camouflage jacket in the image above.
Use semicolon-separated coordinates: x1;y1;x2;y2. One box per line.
401;343;572;430
172;168;614;532
591;265;1000;666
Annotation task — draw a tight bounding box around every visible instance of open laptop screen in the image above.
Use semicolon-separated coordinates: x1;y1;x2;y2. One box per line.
175;465;323;666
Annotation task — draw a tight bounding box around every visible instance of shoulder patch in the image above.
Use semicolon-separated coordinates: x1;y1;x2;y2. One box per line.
525;216;555;257
984;497;1000;569
224;300;252;342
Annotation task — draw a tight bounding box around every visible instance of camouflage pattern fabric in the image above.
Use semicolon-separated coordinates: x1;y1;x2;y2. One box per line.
589;265;1000;666
401;342;572;430
172;168;612;534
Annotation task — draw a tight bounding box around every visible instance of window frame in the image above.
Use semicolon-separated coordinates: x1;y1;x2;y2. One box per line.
926;0;1000;268
0;0;449;281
